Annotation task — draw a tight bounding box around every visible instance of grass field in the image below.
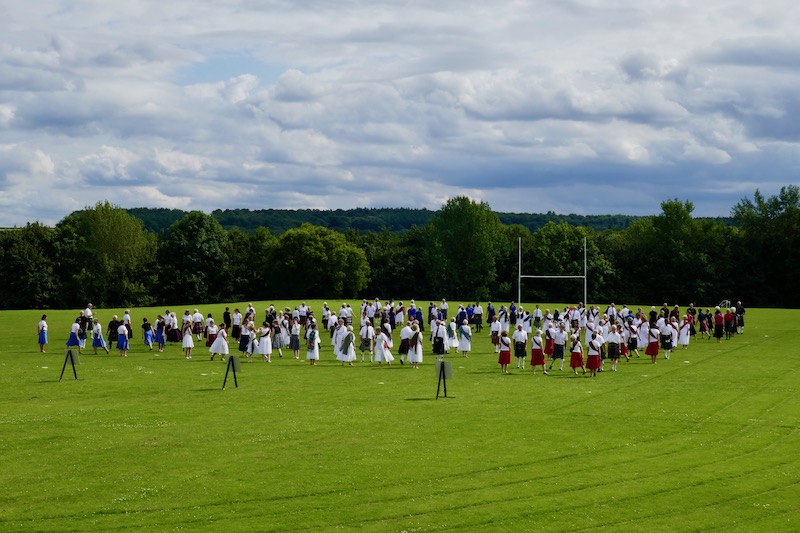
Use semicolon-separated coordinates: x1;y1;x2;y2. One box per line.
0;301;797;532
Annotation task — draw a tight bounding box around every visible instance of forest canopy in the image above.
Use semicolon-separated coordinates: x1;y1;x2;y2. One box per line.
1;188;795;309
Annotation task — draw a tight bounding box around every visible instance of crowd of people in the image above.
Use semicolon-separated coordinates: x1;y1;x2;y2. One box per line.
42;298;747;377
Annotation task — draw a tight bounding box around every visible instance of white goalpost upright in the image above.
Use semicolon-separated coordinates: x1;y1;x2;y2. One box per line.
518;237;587;305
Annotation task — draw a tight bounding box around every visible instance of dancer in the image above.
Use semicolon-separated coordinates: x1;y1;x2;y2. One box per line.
407;324;423;368
338;325;357;366
142;317;154;351
606;325;621;371
38;315;48;353
209;324;229;361
458;320;472;358
117;320;130;357
498;330;511;374
374;326;394;367
569;334;585;375
586;332;602;377
256;321;272;362
154;315;166;353
306;322;320;365
289;318;302;359
530;329;547;375
182;321;194;359
512;323;527;370
359;320;375;362
92;318;110;355
489;316;501;353
678;315;691;349
645;320;660;363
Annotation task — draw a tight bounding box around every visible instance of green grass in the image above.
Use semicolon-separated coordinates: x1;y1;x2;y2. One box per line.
1;301;798;532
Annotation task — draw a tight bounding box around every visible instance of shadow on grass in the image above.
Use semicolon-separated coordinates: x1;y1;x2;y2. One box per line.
404;397;435;401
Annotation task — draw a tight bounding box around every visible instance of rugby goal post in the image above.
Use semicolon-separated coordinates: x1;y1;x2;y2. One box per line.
518;237;587;306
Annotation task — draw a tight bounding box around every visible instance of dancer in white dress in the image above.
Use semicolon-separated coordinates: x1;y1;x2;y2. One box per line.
182;322;194;359
458;320;472;357
337;325;357;366
306;322;320;365
407;324;423;368
256;321;273;362
374;328;394;366
209;324;229;361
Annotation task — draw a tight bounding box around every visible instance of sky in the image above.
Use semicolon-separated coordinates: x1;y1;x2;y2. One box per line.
1;1;799;226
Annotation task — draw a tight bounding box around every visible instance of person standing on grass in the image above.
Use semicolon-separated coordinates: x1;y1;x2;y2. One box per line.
231;308;242;341
374;326;394;367
645;319;660;363
271;319;285;358
606;325;621;371
359;320;375;362
569;334;585;375
530;329;547;375
66;317;82;353
38;314;48;353
117;320;130;357
625;317;639;359
549;323;567;372
306;322;320;365
338;325;357;366
398;320;412;365
678;315;691;349
92;318;109;354
489;315;501;353
498;330;511;374
107;314;120;345
77;310;89;351
512;323;527;370
123;310;133;342
155;315;166;353
407;324;423;369
658;317;672;360
735;301;746;334
257;321;272;363
191;309;204;341
289;318;302;359
458;319;472;358
713;307;724;343
209;323;229;362
431;319;447;361
182;321;194;359
142;317;155;351
446;317;457;353
724;307;735;340
586;333;602;377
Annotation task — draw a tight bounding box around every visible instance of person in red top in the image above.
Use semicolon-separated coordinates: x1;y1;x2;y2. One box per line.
713;307;724;343
724;307;736;340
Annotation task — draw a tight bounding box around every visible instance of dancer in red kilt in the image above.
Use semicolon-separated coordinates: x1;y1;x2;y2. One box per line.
530;329;547;375
569;334;585;375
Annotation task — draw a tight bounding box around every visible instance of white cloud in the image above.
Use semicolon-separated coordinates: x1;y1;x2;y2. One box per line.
1;0;799;223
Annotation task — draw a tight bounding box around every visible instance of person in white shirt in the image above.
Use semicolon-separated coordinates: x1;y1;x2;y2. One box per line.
374;327;394;366
398;321;413;364
407;324;423;368
512;324;528;370
489;316;501;353
440;299;449;320
359;321;375;362
38;315;48;353
532;305;543;330
191;309;204;341
473;302;484;332
606;325;622;371
431;320;448;361
550;323;567;372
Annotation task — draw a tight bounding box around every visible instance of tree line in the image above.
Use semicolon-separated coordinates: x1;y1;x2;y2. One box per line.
1;187;797;310
127;207;642;236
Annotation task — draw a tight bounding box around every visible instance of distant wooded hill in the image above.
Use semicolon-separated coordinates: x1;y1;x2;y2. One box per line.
127;207;644;235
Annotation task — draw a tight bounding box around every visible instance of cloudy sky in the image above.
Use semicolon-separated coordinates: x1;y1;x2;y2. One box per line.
1;1;798;226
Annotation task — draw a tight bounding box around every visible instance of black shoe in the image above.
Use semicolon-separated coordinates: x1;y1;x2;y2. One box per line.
400;359;404;365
